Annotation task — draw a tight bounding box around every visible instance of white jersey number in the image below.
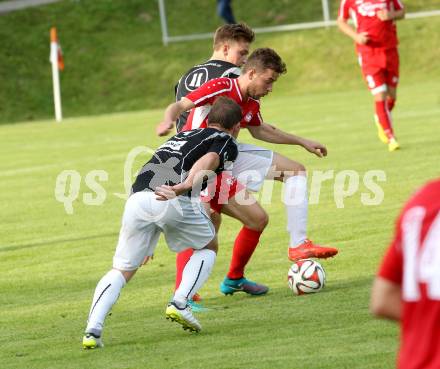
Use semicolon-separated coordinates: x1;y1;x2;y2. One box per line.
184;67;208;91
188;73;204;88
402;207;440;301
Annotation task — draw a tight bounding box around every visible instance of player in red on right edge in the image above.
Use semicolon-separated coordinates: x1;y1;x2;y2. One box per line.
371;178;440;369
337;0;405;152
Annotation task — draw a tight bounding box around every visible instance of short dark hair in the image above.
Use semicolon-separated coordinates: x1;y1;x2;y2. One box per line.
242;48;287;75
208;96;242;129
213;22;255;50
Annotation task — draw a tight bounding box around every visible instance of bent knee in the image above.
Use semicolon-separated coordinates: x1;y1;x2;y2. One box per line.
247;210;269;231
204;236;218;253
295;163;306;174
283;163;306;177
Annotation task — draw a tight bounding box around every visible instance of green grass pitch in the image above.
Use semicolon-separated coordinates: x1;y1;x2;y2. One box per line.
1;76;439;369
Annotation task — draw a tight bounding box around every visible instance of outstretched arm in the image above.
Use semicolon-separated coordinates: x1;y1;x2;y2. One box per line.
155;152;220;200
156;97;195;136
247;123;327;157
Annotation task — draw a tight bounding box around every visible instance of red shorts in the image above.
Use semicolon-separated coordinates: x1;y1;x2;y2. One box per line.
201;172;245;213
358;48;399;94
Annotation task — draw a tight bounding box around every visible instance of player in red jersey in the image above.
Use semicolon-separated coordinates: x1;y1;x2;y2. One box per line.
371;178;440;368
338;0;405;152
158;48;338;295
157;23;270;300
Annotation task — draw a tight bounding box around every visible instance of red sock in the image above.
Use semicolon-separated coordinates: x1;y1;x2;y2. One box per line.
387;97;396;112
227;227;263;280
175;248;193;291
375;100;394;139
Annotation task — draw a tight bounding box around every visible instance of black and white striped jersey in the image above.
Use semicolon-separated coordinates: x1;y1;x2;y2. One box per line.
175;59;241;132
132;128;238;195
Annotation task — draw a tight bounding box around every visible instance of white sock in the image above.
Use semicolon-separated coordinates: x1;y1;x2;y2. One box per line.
283;175;308;248
173;249;216;307
86;269;126;336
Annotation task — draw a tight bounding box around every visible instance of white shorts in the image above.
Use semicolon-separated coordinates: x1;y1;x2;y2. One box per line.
232;143;274;192
113;191;215;271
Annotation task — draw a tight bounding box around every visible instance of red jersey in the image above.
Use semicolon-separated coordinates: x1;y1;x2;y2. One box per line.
339;0;404;51
378;179;440;369
182;77;263;132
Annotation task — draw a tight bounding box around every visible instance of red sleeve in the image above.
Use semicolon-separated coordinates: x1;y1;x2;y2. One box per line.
247;111;263;126
243;100;263;127
338;0;351;20
392;0;404;11
185;78;233;108
378;215;403;285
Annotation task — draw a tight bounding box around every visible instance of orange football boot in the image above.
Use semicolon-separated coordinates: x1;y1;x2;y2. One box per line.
288;239;338;262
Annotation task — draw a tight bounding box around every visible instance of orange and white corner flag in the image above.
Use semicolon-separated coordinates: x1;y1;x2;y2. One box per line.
50;27;63;122
50;27;64;71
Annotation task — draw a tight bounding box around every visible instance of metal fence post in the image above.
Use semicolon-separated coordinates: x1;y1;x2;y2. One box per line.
158;0;169;46
321;0;331;25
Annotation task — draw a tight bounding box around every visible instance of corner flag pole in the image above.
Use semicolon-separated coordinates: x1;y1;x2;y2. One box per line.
50;27;63;122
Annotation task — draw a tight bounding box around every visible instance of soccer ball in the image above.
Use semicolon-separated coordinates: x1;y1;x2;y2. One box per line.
287;259;326;295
